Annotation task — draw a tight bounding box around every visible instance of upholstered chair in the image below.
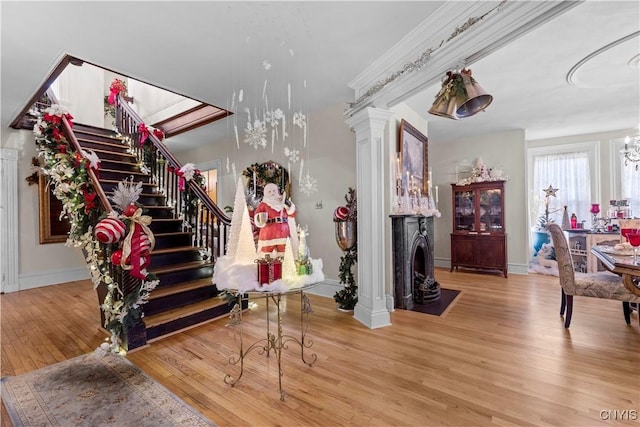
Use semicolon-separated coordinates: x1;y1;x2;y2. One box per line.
546;223;640;327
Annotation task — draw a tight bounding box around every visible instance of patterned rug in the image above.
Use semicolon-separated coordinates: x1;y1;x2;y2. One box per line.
1;352;216;427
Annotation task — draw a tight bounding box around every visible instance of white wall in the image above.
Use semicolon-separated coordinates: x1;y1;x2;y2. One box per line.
2;128;89;291
54;64;104;127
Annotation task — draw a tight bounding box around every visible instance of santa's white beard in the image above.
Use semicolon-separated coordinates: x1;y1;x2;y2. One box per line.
263;196;284;211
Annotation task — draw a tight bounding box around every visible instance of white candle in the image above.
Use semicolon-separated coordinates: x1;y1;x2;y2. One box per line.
253;171;256;193
435;185;439;204
396;155;401;180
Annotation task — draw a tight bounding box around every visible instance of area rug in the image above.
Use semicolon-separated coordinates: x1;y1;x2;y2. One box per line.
1;352;216;427
408;288;461;316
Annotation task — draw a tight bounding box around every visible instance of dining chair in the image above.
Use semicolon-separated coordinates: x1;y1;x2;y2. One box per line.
546;223;640;327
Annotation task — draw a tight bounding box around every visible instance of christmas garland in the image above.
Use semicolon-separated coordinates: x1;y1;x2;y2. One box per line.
33;104;158;354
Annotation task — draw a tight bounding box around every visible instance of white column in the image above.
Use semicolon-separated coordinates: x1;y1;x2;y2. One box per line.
0;148;19;293
345;107;393;329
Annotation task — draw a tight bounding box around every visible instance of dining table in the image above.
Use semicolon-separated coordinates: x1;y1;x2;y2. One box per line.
591;244;640;297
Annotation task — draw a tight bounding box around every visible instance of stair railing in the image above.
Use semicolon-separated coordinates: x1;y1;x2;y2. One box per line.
114;94;231;262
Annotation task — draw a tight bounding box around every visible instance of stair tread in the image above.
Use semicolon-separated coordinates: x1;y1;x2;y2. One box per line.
77;138;128;149
101;178;156;187
100;167;146;175
150;278;214;299
152;245;203;255
149;260;212;274
154;231;193;237
144;296;226;327
88;147;136;159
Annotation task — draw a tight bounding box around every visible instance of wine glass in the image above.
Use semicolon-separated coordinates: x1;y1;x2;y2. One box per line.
626;230;640;264
621;227;633;243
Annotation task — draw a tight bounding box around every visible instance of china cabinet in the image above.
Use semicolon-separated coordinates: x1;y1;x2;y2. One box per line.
450;180;507;277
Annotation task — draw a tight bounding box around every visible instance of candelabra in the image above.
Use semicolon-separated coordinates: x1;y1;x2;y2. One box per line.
621;135;640;170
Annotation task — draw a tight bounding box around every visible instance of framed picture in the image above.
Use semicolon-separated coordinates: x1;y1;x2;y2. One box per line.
398;119;428;194
38;174;70;244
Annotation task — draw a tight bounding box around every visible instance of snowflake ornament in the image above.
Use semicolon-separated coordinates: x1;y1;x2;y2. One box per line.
293;111;306;129
299;173;318;196
284;147;300;163
244;119;267;149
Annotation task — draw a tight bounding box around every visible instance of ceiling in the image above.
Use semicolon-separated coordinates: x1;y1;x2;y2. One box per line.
2;1;639;152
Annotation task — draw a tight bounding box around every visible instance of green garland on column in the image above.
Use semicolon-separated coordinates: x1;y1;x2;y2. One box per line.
333;187;358;310
334;246;358;310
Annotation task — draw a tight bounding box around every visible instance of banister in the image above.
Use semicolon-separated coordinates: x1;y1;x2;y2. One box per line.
44;88;112;213
115;94;230;225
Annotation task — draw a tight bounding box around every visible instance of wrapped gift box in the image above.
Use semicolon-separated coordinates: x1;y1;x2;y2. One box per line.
295;259;313;275
256;255;282;285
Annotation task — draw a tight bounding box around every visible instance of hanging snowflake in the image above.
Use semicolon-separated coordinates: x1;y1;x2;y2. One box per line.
284;147;300;163
262;60;272;70
299;173;318;196
244;119;267;149
265;109;283;127
293;111;306;129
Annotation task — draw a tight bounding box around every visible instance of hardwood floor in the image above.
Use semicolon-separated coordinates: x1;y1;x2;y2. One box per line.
2;268;639;426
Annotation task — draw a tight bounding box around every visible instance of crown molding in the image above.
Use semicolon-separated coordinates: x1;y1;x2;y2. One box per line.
346;0;583;116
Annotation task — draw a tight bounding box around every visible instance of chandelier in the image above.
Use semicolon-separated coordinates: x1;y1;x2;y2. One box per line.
621;135;640;171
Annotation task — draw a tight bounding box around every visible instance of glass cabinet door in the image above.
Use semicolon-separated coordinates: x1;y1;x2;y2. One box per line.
479;188;503;232
454;190;475;231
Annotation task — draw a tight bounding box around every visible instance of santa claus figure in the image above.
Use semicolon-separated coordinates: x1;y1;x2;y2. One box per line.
254;183;298;258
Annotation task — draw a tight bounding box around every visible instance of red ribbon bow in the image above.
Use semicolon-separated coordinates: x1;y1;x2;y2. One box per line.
138;123;150;146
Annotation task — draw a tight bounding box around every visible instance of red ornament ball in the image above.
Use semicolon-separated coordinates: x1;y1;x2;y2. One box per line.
94;218;126;244
334;206;350;221
111;249;123;265
123;204;138;217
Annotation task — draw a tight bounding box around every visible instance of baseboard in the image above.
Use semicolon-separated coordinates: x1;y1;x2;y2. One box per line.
434;258;529;276
306;279;341;299
18;267;90;291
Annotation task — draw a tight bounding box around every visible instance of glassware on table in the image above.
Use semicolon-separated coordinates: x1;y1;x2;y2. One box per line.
621;228;634;243
626;230;640;264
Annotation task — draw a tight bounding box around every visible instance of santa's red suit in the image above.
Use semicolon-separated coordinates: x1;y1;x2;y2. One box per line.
254;201;296;255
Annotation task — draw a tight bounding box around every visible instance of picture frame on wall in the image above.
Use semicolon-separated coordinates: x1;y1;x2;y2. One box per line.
38;174;70;244
398;119;428;194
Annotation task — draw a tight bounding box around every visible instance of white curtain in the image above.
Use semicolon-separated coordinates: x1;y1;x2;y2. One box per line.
620;160;640;219
532;152;591;228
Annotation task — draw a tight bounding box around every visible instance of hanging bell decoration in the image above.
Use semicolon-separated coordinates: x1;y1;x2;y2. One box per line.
455;68;493;118
428;71;460;120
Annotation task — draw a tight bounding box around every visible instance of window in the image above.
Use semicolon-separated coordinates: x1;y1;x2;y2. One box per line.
532;151;592;227
528;140;600;230
620;158;640;219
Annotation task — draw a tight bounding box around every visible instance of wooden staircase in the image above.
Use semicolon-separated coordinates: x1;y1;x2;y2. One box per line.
73;122;232;346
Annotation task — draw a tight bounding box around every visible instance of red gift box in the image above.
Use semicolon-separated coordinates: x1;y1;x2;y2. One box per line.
255;255;282;285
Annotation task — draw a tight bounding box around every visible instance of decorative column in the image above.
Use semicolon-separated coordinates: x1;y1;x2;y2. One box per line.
0;148;19;293
345;107;393;329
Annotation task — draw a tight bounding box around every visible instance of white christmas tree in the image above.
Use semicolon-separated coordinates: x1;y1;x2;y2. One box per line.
281;237;297;279
226;177;257;263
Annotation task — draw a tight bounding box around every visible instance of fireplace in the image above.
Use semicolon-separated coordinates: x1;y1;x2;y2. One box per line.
390;215;438;309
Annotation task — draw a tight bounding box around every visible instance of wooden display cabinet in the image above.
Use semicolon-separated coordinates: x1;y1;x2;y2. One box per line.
450;180;507;277
564;230;620;273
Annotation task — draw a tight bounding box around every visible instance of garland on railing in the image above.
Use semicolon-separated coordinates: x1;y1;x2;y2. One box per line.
33;104;158;354
168;163;206;220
